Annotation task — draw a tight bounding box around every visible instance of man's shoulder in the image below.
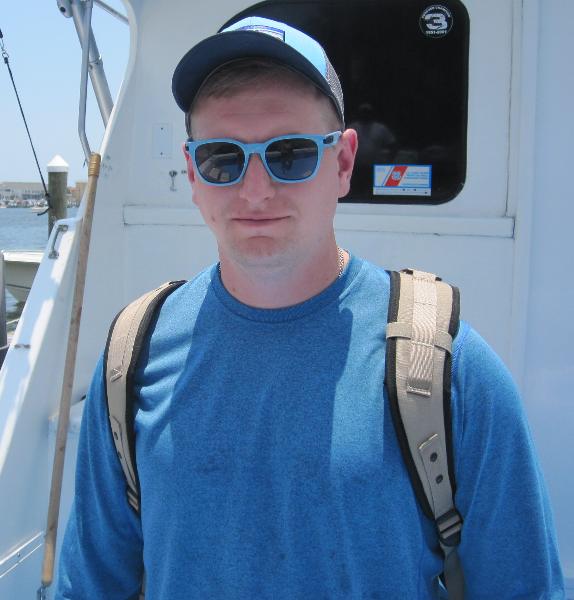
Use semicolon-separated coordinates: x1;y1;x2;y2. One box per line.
452;322;513;384
105;264;217;354
450;321;524;442
344;254;390;293
114;263;216;317
158;263;216;309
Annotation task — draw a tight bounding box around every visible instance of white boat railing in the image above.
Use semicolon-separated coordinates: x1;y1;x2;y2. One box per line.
0;252;7;368
0;211;84;599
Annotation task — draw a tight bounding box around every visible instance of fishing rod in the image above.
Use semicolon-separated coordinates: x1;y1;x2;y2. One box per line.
0;27;52;213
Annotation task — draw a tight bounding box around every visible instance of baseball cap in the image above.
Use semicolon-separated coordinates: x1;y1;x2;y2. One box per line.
171;16;344;124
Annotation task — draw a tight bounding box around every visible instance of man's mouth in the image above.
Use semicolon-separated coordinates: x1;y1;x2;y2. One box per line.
232;215;289;224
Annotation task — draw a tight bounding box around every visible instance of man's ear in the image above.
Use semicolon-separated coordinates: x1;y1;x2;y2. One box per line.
337;128;358;198
182;142;196;184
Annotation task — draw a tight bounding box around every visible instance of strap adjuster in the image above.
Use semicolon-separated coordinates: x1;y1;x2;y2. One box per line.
436;508;463;547
127;487;140;513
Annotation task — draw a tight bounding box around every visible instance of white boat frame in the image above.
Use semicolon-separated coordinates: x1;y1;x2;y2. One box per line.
0;0;572;596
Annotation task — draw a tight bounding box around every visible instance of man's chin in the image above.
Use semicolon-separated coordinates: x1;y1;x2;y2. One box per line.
225;238;297;270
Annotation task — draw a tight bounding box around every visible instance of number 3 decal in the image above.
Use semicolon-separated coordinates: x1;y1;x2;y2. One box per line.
420;5;453;37
424;12;448;30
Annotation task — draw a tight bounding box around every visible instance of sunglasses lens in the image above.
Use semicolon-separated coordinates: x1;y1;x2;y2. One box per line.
265;138;319;181
195;142;245;184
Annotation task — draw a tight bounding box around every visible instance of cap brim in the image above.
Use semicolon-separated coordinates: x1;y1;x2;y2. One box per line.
172;30;335;114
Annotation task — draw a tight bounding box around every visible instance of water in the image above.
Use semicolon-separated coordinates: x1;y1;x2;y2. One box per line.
0;207;51;252
0;207;77;324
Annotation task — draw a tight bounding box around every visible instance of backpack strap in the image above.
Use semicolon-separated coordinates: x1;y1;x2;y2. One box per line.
385;269;464;599
104;280;186;514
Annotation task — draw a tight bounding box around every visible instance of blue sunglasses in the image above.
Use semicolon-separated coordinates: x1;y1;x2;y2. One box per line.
185;131;342;186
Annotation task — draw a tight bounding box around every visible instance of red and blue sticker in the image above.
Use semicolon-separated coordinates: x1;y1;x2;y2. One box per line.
373;165;432;196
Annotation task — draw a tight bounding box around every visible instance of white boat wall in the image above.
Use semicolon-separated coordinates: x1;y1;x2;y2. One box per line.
1;251;44;303
0;0;572;597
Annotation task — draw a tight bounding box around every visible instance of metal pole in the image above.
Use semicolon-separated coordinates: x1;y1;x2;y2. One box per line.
77;0;94;162
38;153;101;596
93;0;128;24
68;0;113;126
0;252;7;369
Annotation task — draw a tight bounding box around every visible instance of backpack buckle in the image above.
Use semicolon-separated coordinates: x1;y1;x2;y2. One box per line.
436;508;463;547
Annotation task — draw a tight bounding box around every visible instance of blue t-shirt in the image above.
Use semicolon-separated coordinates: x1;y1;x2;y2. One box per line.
57;255;565;599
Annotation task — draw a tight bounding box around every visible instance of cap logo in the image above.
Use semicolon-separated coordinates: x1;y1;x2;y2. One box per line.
236;24;285;42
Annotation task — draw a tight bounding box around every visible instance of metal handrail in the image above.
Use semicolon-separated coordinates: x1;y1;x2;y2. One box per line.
94;0;128;24
78;0;94;162
72;0;113;126
57;0;116;159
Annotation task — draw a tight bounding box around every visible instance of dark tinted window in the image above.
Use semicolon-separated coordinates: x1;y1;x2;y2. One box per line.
223;0;469;204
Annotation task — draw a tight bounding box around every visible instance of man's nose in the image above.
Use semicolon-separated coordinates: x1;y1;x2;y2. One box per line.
238;153;275;203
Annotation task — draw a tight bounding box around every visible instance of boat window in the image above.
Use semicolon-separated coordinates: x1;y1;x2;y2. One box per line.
222;0;469;204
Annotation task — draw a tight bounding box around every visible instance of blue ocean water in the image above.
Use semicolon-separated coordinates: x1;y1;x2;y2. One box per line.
0;207;77;316
0;207;50;251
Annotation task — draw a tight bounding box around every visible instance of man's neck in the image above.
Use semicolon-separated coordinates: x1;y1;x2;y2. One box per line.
218;246;348;309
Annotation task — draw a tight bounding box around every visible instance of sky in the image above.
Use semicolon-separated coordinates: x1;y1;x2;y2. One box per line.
1;1;129;185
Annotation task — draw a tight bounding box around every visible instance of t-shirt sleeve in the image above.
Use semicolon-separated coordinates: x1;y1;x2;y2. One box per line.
56;354;144;600
451;324;565;598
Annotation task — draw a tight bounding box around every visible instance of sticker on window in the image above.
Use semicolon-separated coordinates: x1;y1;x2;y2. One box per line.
419;5;453;38
373;165;432;196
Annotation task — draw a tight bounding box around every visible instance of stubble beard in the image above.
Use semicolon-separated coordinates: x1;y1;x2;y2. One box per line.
221;233;301;276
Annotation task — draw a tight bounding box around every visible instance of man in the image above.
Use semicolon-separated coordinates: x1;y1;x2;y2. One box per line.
57;16;565;599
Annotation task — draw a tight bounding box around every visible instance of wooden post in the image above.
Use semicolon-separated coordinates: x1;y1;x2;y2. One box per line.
39;153;101;595
47;155;69;236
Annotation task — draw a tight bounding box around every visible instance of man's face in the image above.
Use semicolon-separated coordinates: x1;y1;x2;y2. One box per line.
184;82;357;271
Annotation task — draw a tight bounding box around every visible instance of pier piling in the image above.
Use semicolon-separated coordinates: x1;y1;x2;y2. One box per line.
47;155;69;235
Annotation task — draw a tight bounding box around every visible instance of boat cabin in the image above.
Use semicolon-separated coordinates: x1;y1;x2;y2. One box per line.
0;0;572;596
